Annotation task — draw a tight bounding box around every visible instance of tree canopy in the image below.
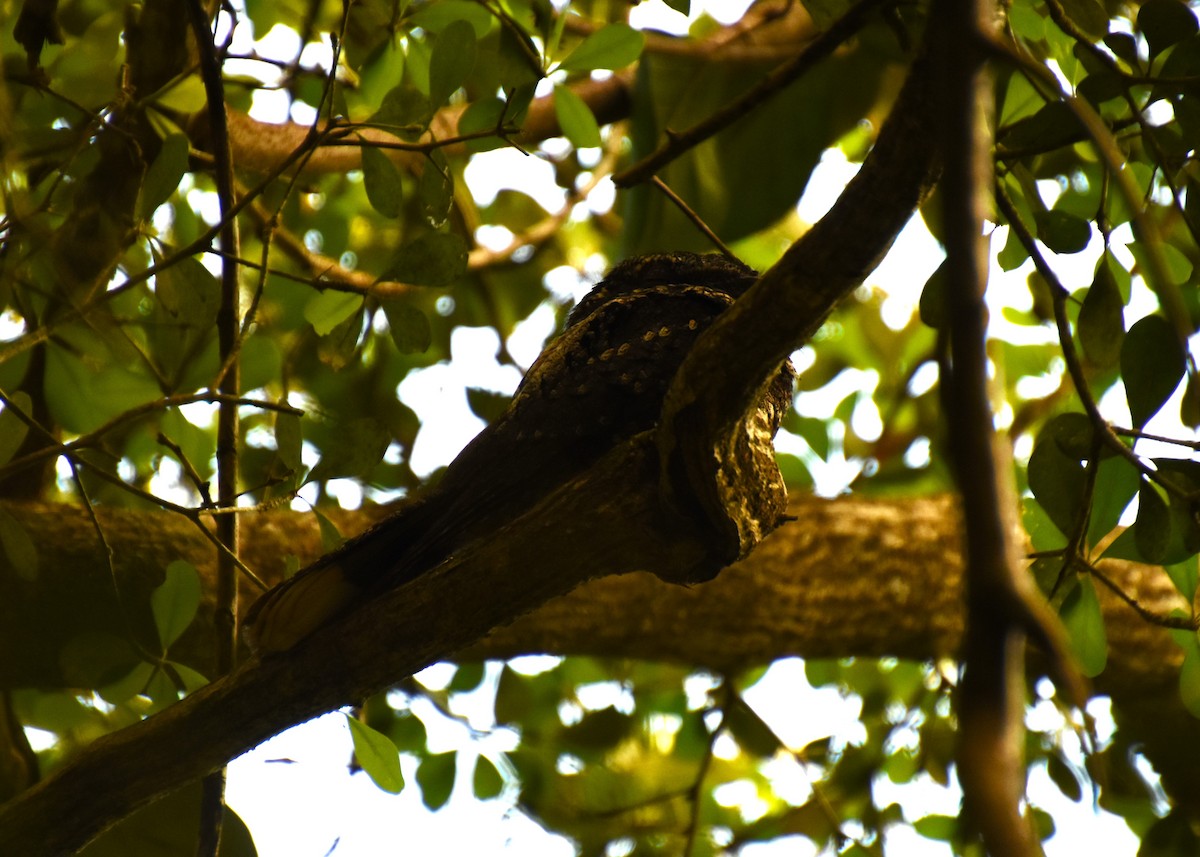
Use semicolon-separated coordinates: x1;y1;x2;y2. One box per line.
1;0;1199;855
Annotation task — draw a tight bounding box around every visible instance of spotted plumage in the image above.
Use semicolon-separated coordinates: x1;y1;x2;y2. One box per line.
244;252;794;652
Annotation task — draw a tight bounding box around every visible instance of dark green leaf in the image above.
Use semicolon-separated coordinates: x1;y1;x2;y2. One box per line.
1121;315;1186;428
388;710;428;754
726;696;783;757
448;662;485;693
1036;209;1091;254
306;417;390;484
1047;751;1084;801
408;1;492;36
663;0;690;14
78;781;257;857
347;715;404;794
0;390;31;466
316;309;364;370
151;560;201;651
1135;478;1173;564
274;411;302;473
360;142;403;218
381;300;432;354
139;134;190;218
1176;634;1200;718
1077;257;1125;368
1139;0;1199;57
1057;0;1108;40
553;84;601;149
918;261;948;329
473;755;504;799
466;387;511;423
382;232;468;286
370;85;432;134
0;506;38;581
1028;414;1091;536
416;751;456;809
561;706;632;752
1061;577;1107;677
429;20;477;109
558;23;644;73
418;151;453;227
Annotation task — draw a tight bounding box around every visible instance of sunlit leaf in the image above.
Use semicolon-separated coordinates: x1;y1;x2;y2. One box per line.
558;23;644;73
1061;577;1107;677
304;290;364;336
347;714;404;794
554;84;602;149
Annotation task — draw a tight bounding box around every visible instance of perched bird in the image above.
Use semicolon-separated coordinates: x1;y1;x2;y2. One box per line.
243;252;794;652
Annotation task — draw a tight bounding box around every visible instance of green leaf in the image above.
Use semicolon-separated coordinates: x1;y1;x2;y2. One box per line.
1036;209;1091;254
418;151;453;227
312;508;345;552
1086;456;1140;547
914;814;958;842
1165;555;1199;602
360;142;403;218
1077;257;1125;368
448;662;485;692
1027;415;1091;536
151;560;201;651
274;411;302;473
1056;0;1108;41
304;290;364;336
918;261;948;329
139;134;190;218
381;300;432;354
306;417;390;484
347;715;405;794
1135;478;1173;564
558;23;644;73
1061;577;1107;677
726;696;783;757
466;387;511;423
472;755;504;799
416;751;456;809
429;20;476;109
1171;629;1200;717
553;84;602;149
0;390;31;466
1139;0;1199;57
382;232;468;286
0;506;38;581
1121;315;1186;428
407;0;492;37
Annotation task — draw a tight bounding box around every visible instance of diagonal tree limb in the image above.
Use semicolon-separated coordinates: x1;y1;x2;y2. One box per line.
0;16;947;854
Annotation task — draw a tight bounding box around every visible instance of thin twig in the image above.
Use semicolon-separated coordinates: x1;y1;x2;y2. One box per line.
649;177;736;259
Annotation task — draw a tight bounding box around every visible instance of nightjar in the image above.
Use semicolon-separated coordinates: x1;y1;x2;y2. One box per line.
244;252;795;652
